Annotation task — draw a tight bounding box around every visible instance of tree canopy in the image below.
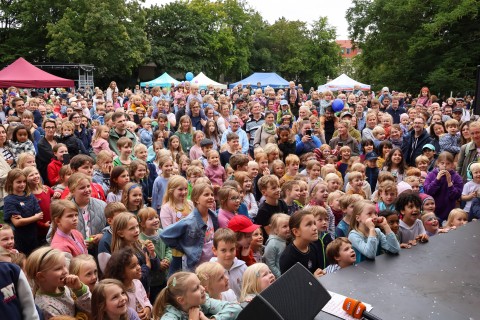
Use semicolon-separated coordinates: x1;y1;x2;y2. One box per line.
346;0;480;95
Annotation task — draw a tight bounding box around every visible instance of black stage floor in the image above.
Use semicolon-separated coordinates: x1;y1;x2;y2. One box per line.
316;221;480;320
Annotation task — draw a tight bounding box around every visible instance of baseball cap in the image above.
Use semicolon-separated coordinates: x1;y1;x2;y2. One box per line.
456;98;465;102
381;87;389;93
280;99;288;106
453;107;463;113
200;138;213;148
73;105;83;111
228;215;260;233
365;151;379;161
340;112;353;118
422;144;435;151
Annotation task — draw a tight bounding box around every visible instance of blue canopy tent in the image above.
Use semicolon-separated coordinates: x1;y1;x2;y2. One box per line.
140;72;180;87
229;72;289;89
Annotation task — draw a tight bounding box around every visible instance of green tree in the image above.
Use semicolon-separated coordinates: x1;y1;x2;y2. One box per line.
346;0;480;94
46;0;150;78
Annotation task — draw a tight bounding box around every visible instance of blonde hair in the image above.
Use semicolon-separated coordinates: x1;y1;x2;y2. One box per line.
121;182;144;212
153;272;195;318
111;212;142;254
240;263;271;302
69;254;96;276
25;247;65;293
285;154;300;166
91;279;130;320
23;166;44;191
195;262;226;295
190;183;214;206
350;200;376;232
92;125;110;143
5;168;30;195
50;200;79;238
347;171;363;183
137;207;158;232
68;173;91;199
96;150;114;166
327;190;344;205
269;213;290;235
162;175;192;209
446;209;468;227
17;153;36;169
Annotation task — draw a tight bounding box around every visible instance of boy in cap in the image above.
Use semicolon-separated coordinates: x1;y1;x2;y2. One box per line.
228;215;260;266
422;144;437;171
198;138;214;167
365;151;380;192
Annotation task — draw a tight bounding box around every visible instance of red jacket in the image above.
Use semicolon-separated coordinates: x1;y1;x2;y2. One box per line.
47;158;63;186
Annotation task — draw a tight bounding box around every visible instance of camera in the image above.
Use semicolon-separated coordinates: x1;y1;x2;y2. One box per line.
305;129;312;136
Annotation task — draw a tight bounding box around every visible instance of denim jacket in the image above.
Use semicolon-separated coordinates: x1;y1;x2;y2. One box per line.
160;208;219;270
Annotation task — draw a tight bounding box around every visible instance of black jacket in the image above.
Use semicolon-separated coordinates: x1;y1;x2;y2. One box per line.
401;129;432;166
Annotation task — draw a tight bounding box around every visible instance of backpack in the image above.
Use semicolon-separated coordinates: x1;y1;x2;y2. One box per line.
464;141;476;181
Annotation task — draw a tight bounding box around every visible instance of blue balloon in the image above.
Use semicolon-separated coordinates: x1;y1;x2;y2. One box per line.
332;98;344;112
185;72;194;81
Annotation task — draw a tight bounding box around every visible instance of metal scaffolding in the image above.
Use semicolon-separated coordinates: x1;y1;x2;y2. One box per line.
34;63;95;89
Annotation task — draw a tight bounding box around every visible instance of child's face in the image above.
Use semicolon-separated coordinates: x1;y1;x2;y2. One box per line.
124;255;142;281
380;190;397;205
316;185;329;203
173;184;188;203
135;148;148;161
209;269;229;297
450;214;467;228
0;229;15;251
376;131;386;141
63;128;73;136
38;254;68;289
195;133;204;144
251;227;263;247
277;220;290;239
367;116;377;128
417;161;428;172
279;130;290;142
364;144;374;154
189;173;200;185
258;158;269;171
356;203;378;226
423;199;435;213
293;214;318;242
273;164;285;177
382;118;392;127
162;161;174;177
386;214;400;234
16;129;29;142
170;138;180;150
352;177;364;189
447;125;458;135
263;183;281;200
116;171;130;187
134;166;147;180
327;179;341;192
248;165;259;179
56;208;78;233
335;242;356;266
238;232;253;248
54;146;68;162
287;185;301;201
382;146;392;158
308;165;320;180
26;169;41;186
243;178;252;192
207;153;220;167
143;214;160;232
341;149;351;160
366;159;377;168
181;120;190;131
390;128;401;140
287;162;299;174
129;187;143;208
409;181;420;193
119;145;132;156
77;163;93;176
299;184;307;201
202;145;213;156
228;139;239;151
224;191;241;212
391;150;403;165
330;198;342;211
213;240;236;268
104;284;129;318
257;267;275;292
268;151;279;162
315;215;329;232
437;160;453;171
13;176;27;194
401;202;421;225
321;148;331;158
423;215;439;234
78;260;98;293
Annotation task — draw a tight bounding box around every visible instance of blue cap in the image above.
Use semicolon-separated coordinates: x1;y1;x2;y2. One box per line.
422;144;435;151
365;151;379;161
280;99;288;105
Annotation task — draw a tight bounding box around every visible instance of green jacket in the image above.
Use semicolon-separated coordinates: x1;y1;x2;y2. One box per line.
108;128;137;156
140;230;172;286
174;131;193;153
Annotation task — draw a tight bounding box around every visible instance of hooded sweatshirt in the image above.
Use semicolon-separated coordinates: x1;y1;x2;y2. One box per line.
210;257;246;299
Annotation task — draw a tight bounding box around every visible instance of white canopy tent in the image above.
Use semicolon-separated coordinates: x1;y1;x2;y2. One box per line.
318;74;370;92
191;72;227;89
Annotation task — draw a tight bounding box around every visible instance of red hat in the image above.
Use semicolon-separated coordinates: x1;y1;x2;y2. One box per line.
227;215;260;233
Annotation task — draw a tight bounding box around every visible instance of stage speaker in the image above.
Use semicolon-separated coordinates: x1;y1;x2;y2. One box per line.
474;65;480;116
237;263;332;320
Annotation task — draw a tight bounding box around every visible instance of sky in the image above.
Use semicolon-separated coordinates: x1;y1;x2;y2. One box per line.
143;0;352;39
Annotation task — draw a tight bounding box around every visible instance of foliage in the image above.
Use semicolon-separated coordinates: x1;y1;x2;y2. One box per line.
346;0;480;94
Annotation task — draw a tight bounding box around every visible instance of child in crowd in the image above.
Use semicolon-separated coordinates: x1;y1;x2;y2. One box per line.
138;207;172;303
372;126;386;149
336;146;351;180
210;228;247;299
4;169;43;255
250;227;264;263
281;154;300;185
167;135;184;164
307;181;335;238
69;254;98;294
279;209;325;276
336;194;363;238
314;144;332;167
218;186;242;228
189;131;206;160
365;151;379;192
395;191;429;246
306;160;322;184
61;121;87;157
277;125;296;161
282;180;302;215
17;153;36;169
264;213;290;278
346;171;367;198
91;125;116;157
0;224;16;253
121;182;144;215
378;210;405;247
348;200;400;263
234;171;258;219
404;176;420;193
296;179;309;207
196;261;237;302
92;151;113;195
205;150;227;189
220;132;239;167
461;163;480;213
152;155;174;214
327;190;344;226
376;140;393;169
255;175;288;241
9;125;36;160
228;215;259;267
325;173;342;193
50;200;88;261
239;263;276;303
161;183;218;273
198;138;214;167
26;247;91;319
98;202;128;272
106;166;130;203
152;272;241;319
60;155;106;201
113;137;134;167
376;180;397;212
47;143;69;186
311;206;334;269
129;159;153;206
104;247;152;319
91;279;138;320
421;212;444;237
445;209;468;229
270;159;285;180
325;237;356;273
424;152;463;224
439;119;461;156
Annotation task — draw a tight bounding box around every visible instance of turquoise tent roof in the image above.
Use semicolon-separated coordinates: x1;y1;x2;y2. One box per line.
229;72;289;89
140;72;180;87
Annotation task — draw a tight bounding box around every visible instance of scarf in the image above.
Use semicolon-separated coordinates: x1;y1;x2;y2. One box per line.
262;122;276;135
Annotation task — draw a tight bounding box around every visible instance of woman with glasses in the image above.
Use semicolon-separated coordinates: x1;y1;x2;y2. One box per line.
36;119;59;186
69;113;92;153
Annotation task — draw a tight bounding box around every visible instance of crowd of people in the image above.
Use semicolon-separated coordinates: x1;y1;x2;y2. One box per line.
0;81;478;319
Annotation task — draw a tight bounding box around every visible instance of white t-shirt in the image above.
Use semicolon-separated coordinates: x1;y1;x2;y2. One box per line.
399;219;425;243
462;181;480;213
199;217;215;265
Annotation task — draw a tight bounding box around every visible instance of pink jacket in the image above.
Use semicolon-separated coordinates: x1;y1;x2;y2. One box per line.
92;138;116;157
51;229;88;258
205;164;226;187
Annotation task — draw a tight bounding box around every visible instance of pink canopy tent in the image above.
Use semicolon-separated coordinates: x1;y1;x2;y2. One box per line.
0;57;74;88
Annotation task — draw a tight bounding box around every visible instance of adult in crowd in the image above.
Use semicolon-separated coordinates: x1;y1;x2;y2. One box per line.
386;96;406;124
319;106;338;143
285;81;301;117
217;103;231;134
246;101;265;152
187;100;207;131
295;119;322;156
253;111;276;149
70;112;92;153
220;115;249;154
428;121;445;154
458;121;480;183
11;97;26;118
402;116;432;166
108;111;137;155
106;81;118;102
36;119;59;186
329;120;360;156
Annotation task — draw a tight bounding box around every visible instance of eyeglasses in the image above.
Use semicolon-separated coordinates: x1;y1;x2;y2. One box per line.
229;197;241;201
45;126;56;130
